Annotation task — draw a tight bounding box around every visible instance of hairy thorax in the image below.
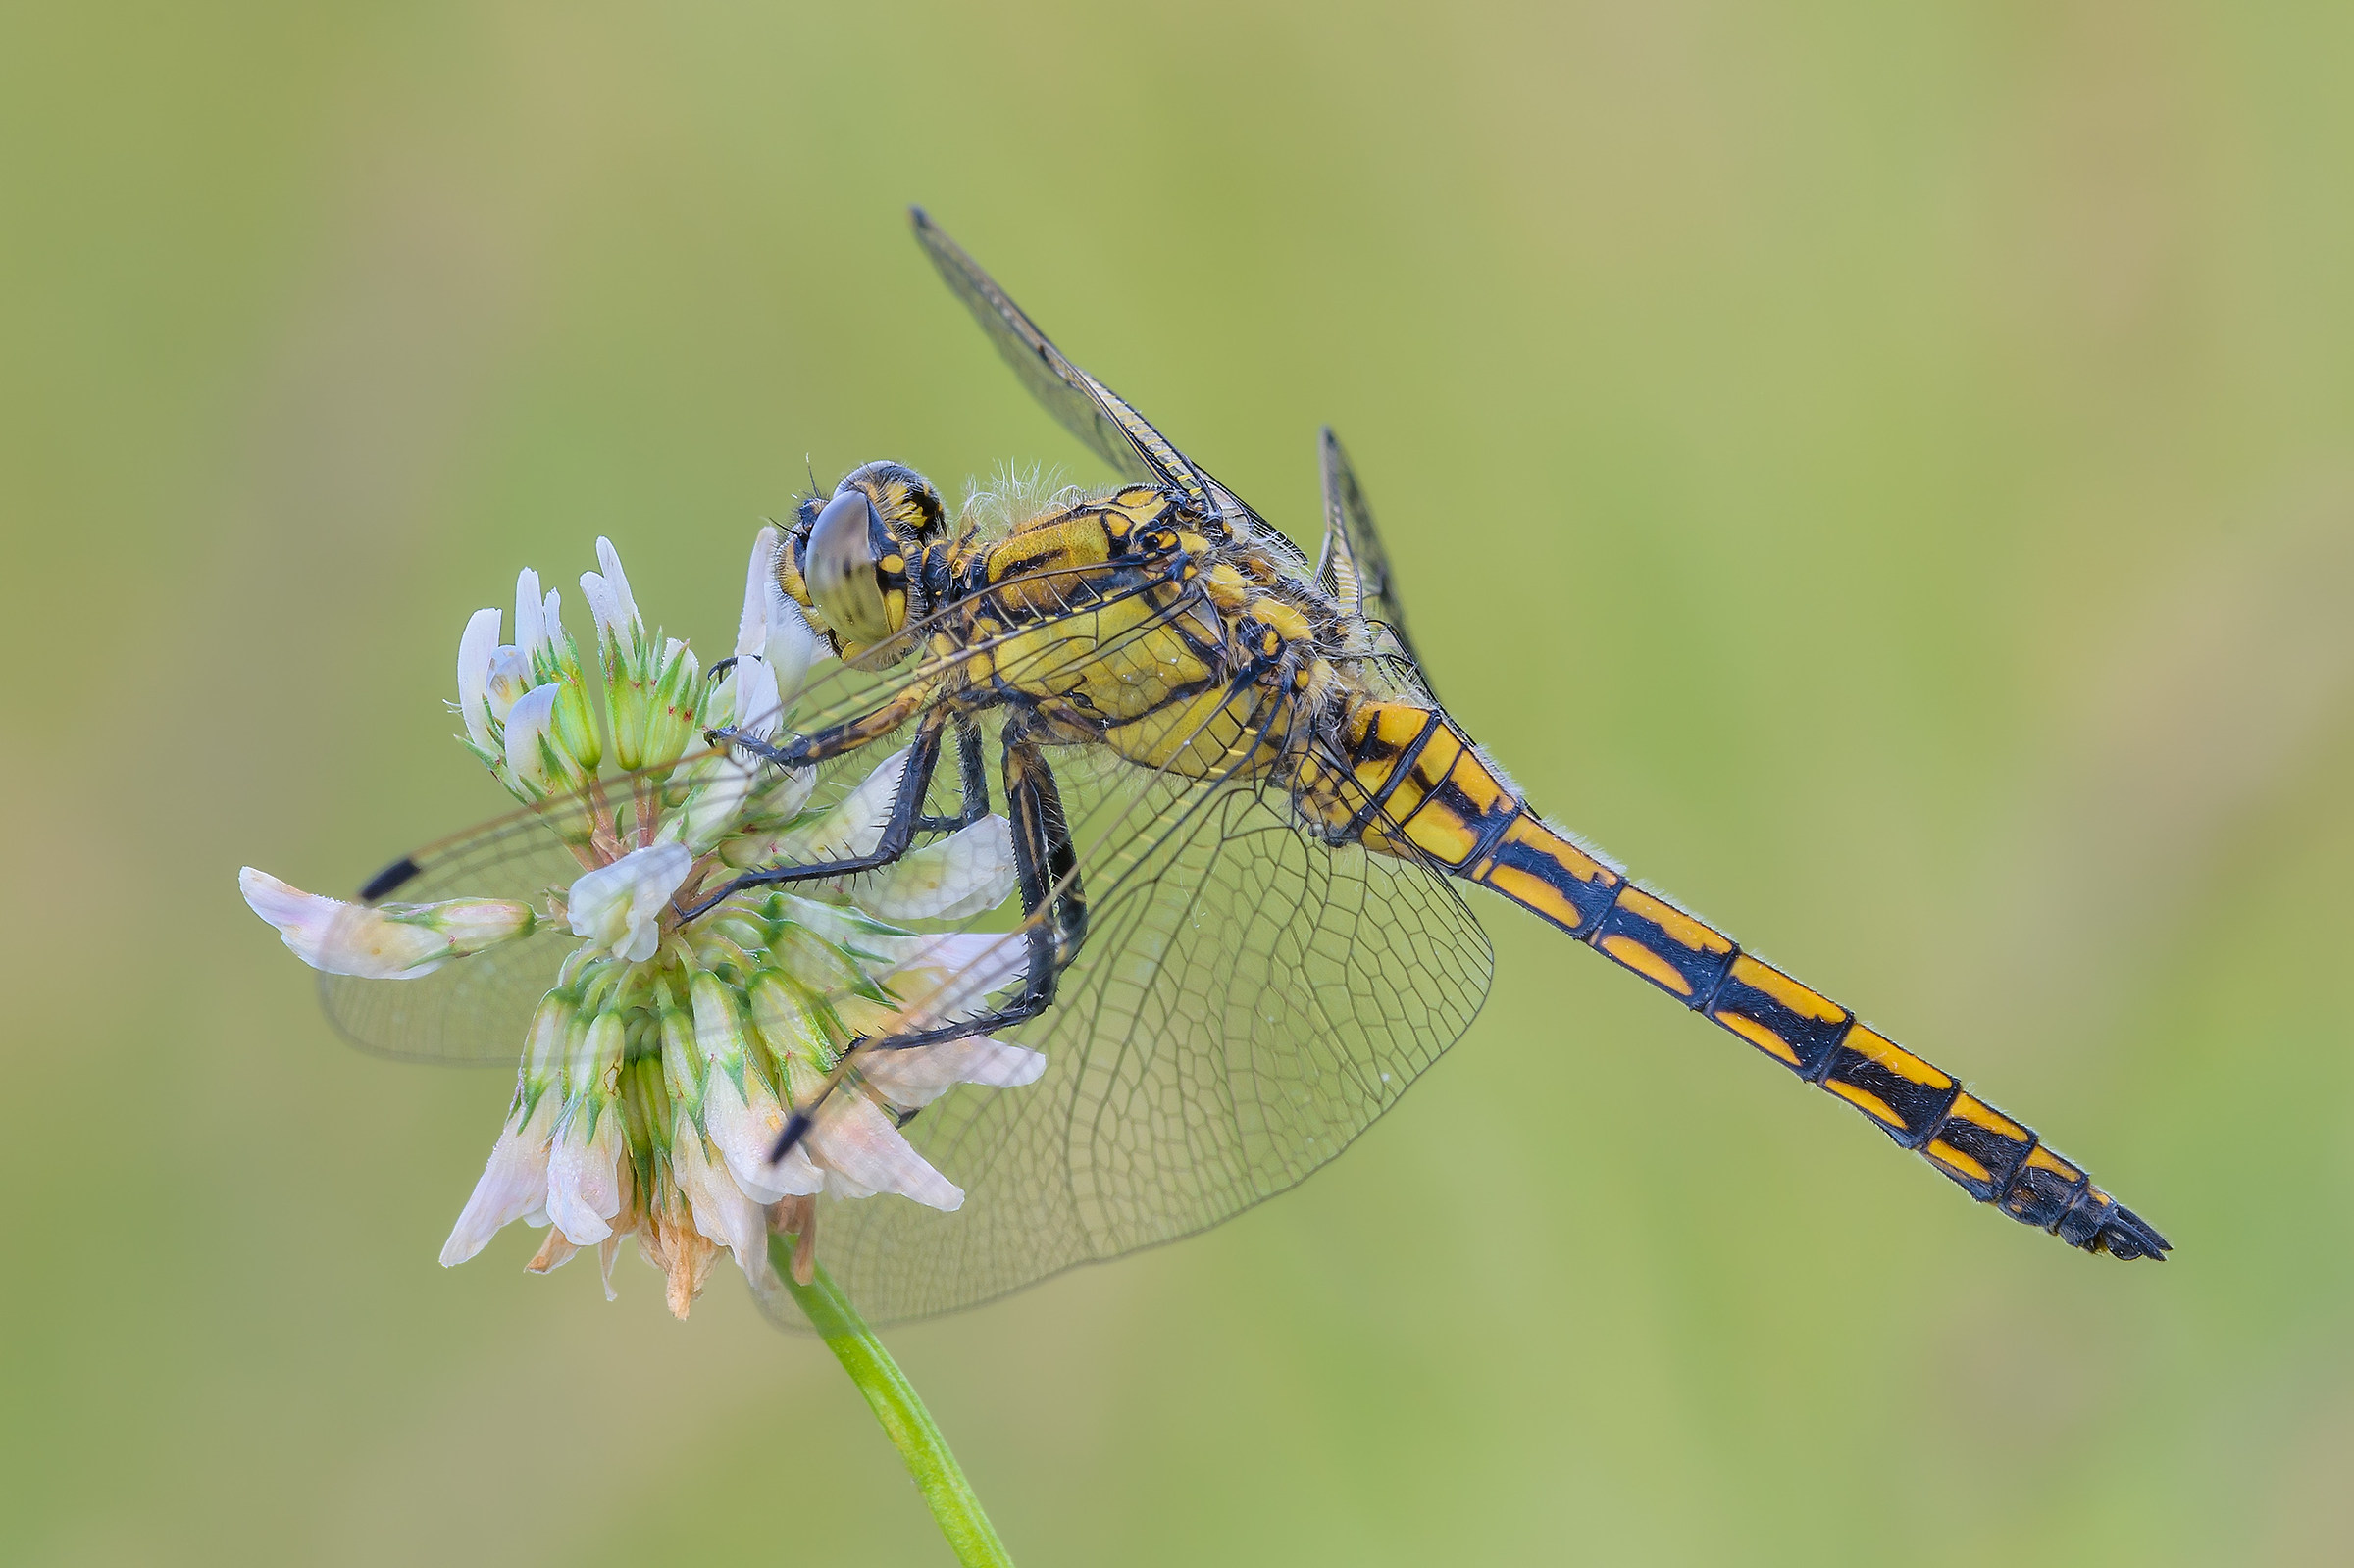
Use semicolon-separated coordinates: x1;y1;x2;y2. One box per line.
933;487;1356;783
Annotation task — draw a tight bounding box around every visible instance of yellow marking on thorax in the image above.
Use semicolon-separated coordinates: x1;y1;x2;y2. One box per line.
1104;681;1296;778
1255;599;1314;644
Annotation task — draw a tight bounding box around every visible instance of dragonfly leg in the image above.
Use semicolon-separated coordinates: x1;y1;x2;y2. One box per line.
679;711;950;921
765;719;1087;1164
913;714;991;835
705;679;934;771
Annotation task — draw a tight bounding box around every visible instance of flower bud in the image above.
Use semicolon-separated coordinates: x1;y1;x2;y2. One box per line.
547;662;603;780
745;968;833;1070
521;986;579;1092
639;638;702;773
656;985;705;1119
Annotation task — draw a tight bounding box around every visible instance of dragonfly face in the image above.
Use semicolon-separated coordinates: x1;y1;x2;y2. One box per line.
785;460;949;662
326;207;2168;1328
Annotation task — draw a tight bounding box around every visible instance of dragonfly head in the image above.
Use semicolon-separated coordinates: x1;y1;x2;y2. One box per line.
781;460;947;664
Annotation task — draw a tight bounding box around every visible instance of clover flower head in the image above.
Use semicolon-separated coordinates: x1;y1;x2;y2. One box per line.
244;529;1036;1318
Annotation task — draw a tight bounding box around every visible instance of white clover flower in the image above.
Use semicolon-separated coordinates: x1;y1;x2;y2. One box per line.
242;529;1042;1321
239;868;537;979
567;842;692;963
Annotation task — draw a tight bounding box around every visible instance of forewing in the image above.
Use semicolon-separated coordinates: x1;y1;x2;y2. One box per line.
804;738;1496;1326
911;207;1154;489
910;207;1316;581
1318;427;1435;691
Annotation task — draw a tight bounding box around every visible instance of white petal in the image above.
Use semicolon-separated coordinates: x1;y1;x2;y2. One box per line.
514;569;544;652
859;1037;1047;1111
702;1070;824;1202
544;1102;624;1245
793;747;910;860
567;842;691;963
672;1129;768;1270
239;868;448;979
456;608;502;749
579;573;618;642
439;1093;557;1265
763;575;822;707
538;588;564;656
503;684;561;791
808;1095;963;1210
845;816;1016;921
888;931;1032;1027
594;537;637;625
730;654;783;741
736;526;780;659
486;646;535;722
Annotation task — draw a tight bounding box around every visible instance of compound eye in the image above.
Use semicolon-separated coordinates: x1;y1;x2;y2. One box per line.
805;489;894;646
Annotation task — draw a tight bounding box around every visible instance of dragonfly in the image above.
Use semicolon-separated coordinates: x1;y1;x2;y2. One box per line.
332;208;2166;1325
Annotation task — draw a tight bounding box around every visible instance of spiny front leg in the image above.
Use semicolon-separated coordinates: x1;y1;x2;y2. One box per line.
707;679;936;773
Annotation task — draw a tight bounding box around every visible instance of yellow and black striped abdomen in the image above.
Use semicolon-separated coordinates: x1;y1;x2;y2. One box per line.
1331;700;2168;1261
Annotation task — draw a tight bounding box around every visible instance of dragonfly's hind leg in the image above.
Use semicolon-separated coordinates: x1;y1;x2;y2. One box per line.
765;718;1089;1164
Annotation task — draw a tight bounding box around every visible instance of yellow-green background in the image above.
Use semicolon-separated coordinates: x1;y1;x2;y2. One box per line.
6;3;2349;1563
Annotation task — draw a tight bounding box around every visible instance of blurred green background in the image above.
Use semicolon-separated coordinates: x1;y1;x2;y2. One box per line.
6;2;2351;1563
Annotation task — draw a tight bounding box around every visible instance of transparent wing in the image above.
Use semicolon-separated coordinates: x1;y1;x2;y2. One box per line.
1317;427;1436;698
911;207;1316;582
797;728;1496;1327
320;793;602;1066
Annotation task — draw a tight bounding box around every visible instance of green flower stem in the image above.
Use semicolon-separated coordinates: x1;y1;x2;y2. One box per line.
773;1237;1014;1566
